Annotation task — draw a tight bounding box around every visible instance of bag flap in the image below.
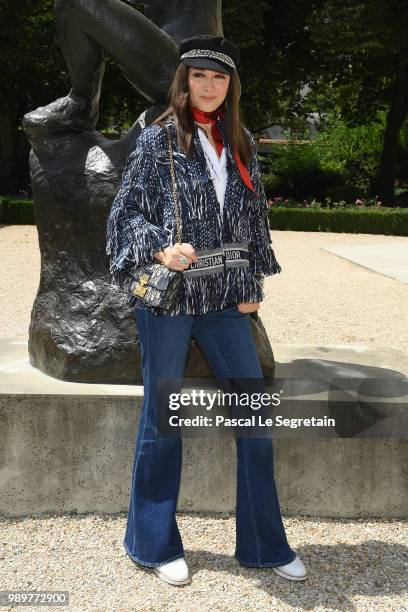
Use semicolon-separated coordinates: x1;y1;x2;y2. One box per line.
147;265;176;291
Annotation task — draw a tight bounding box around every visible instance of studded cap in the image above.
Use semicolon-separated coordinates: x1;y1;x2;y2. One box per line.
179;34;240;75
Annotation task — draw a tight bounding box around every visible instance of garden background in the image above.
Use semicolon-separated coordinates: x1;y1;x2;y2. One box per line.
1;0;408;234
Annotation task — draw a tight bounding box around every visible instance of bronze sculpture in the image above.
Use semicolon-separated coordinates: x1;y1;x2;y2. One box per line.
21;0;276;383
23;0;223;133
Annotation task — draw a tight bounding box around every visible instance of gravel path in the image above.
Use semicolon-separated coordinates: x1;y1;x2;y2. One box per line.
1;225;407;610
0;225;406;353
1;512;408;611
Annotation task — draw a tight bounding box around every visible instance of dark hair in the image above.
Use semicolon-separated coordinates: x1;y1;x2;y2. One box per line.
153;63;255;168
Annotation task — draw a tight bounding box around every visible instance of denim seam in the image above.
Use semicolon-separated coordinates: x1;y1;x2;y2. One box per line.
198;325;232;378
198;319;262;565
243;438;262;565
124;542;185;568
131;311;150;556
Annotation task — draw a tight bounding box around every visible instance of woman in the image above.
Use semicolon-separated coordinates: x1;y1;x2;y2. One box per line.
106;34;307;586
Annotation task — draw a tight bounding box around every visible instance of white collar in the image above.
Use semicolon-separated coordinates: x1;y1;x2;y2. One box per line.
197;127;226;170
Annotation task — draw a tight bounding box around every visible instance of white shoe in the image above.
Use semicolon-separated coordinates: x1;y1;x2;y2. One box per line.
153;557;190;585
272;555;307;581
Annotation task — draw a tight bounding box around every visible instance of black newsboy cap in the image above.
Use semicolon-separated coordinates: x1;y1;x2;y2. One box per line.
179;34;240;75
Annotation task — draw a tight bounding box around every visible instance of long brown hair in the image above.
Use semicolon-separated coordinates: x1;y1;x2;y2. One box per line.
153;63;255;167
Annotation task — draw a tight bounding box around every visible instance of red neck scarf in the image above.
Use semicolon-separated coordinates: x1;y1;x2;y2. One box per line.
189;103;255;193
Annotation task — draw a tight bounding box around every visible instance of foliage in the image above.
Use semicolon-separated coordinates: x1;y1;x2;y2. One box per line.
267;205;408;235
0;195;35;223
312;111;386;195
223;0;317;134
4;194;407;236
1;0;408;203
304;0;408;125
0;1;66;122
259;110;408;202
260;143;341;200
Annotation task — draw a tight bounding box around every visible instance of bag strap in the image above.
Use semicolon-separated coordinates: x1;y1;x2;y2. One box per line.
163;123;182;244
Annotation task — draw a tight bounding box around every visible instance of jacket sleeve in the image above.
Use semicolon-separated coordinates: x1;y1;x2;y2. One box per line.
105;137;171;289
247;133;282;279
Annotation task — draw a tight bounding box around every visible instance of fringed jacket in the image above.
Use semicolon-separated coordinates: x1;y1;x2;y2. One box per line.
105;115;281;316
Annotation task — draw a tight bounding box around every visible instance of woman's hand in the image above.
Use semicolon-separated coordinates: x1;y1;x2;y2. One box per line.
237;302;260;314
153;243;198;271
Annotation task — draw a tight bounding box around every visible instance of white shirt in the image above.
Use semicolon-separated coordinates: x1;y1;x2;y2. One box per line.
197;126;227;215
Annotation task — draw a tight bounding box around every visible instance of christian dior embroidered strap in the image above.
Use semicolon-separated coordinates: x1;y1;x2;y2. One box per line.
224;242;251;269
182;242;250;278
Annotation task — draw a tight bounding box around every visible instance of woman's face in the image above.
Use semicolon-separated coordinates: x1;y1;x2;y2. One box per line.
187;67;230;112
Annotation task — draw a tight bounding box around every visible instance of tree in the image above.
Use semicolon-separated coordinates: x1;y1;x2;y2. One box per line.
0;0;147;194
3;0;316;194
223;0;318;135
2;0;407;205
305;0;408;205
0;1;64;192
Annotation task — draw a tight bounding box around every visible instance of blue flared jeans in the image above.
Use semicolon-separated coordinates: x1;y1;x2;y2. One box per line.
123;304;296;568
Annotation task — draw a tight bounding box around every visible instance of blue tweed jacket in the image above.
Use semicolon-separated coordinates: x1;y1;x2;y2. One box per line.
106;115;281;315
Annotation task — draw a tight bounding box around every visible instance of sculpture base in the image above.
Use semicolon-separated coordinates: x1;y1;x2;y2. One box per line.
1;338;407;516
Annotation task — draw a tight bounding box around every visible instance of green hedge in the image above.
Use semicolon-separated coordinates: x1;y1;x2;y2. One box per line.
0;196;35;224
1;196;408;236
268;206;408;236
